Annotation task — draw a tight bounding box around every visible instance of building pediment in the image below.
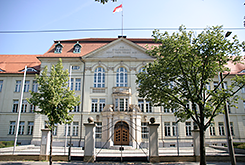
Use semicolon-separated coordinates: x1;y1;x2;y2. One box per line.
83;38;154;60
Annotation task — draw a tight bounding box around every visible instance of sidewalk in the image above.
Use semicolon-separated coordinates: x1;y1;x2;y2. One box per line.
0;161;245;165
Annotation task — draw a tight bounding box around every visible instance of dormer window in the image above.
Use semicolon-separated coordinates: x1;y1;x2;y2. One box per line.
20;67;38;72
73;42;81;53
240;69;245;73
54;42;63;53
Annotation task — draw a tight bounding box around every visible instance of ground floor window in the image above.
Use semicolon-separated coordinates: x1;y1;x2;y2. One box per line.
27;121;34;135
18;121;25;135
141;122;149;139
219;122;225;136
185;122;192;136
210;122;216;136
64;122;79;136
9;121;16;135
95;122;102;138
164;122;171;136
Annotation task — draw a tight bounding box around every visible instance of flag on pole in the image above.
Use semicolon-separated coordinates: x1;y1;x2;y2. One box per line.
113;4;122;13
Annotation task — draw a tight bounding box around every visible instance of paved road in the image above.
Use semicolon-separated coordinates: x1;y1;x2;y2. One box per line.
0;161;245;165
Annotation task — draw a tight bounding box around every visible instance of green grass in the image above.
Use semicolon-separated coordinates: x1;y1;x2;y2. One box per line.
0;141;14;148
233;142;245;150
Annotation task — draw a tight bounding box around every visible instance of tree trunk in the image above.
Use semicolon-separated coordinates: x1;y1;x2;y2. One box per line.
49;128;53;165
199;123;206;165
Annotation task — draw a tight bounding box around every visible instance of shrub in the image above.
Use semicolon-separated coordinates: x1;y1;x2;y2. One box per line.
0;141;14;148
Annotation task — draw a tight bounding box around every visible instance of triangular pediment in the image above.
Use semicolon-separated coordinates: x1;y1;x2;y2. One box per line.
83;38;154;60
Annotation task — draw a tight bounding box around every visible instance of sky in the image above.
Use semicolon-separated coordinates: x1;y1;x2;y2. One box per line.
0;0;244;55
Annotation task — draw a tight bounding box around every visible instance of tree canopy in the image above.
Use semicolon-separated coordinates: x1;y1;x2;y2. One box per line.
136;25;245;165
28;59;80;165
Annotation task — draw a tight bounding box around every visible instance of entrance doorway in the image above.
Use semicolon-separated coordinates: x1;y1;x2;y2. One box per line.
114;121;129;145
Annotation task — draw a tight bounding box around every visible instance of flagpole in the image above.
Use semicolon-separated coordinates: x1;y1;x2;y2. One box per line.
13;66;27;154
122;3;123;36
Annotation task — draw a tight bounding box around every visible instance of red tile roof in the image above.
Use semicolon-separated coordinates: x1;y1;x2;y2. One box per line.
0;55;41;74
41;38;157;58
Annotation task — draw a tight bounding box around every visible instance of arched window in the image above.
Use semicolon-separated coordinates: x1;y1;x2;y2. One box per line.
116;67;128;87
94;67;105;88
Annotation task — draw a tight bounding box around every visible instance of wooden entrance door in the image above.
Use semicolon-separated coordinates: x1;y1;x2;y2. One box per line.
114;121;129;145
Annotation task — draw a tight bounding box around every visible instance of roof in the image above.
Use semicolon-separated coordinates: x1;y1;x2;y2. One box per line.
0;55;41;74
41;37;158;58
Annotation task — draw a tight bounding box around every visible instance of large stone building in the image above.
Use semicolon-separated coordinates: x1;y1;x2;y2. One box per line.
0;37;245;148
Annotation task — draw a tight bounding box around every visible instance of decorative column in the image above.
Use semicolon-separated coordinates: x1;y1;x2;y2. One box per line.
108;116;113;147
148;118;160;163
83;117;96;163
39;128;51;161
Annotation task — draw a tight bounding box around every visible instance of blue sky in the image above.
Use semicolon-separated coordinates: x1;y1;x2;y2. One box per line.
0;0;244;54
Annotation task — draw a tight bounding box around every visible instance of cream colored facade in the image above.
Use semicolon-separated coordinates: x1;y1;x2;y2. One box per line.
0;37;245;148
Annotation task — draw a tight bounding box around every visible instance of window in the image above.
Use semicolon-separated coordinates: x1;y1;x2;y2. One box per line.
91;99;98;112
24;80;30;92
138;99;144;112
27;121;34;135
91;98;106;112
146;101;152;113
18;121;25;135
99;99;105;112
0;80;3;92
116;67;127;87
138;67;145;87
172;122;177;136
9;121;16;135
95;122;102;138
64;123;71;136
32;80;38;92
53;124;57;136
186;122;192;136
210;122;215;136
219;122;225;136
12;100;19;112
70;105;79;112
164;107;170;113
75;78;81;91
21;100;28;112
70;78;74;90
165;122;171;136
242;87;245;93
243;101;245;111
94;67;105;88
73;43;81;53
73;122;79;136
15;80;21;92
141;122;149;139
72;66;80;70
114;98;128;111
54;43;63;53
30;104;35;113
230;122;234;136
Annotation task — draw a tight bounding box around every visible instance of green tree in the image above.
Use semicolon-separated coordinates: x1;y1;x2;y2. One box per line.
136;26;245;165
28;59;80;165
95;0;117;4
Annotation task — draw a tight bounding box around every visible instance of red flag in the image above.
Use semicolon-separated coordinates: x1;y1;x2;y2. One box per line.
113;4;122;13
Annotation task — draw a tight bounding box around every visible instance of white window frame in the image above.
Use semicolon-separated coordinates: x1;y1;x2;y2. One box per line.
75;78;81;91
15;80;21;92
32;80;38;92
186;122;192;136
21;100;28;112
30;104;36;113
138;99;144;112
12;100;19;112
141;122;149;139
164;122;171;136
172;122;177;136
146;101;152;113
27;121;34;135
219;122;225;136
116;67;128;87
72;122;79;136
95;122;102;139
9;121;16;135
115;98;128;111
210;122;216;136
94;67;105;88
24;80;30;92
18;121;25;135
